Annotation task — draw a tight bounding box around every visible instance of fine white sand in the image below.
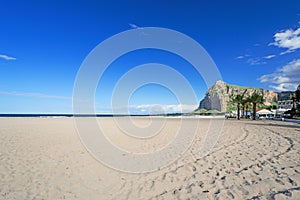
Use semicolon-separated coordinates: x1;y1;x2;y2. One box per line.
0;117;299;199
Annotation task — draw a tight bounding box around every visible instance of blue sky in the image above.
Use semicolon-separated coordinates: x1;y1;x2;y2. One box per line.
1;0;300;114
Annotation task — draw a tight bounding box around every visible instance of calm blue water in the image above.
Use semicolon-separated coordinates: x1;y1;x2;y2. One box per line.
0;113;187;117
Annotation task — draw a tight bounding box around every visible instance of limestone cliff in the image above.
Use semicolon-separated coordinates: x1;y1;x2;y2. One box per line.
197;80;278;112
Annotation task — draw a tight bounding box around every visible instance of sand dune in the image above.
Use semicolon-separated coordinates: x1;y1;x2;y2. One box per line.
0;117;299;199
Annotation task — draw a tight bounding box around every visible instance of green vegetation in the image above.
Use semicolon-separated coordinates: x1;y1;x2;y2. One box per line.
204;109;222;114
226;83;251;90
227;91;264;120
194;108;208;113
296;85;300;101
241;98;251;118
226;103;236;113
291;85;300;118
248;93;264;120
193;108;222;115
232;94;244;120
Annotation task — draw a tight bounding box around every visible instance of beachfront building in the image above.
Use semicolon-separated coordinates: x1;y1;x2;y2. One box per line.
276;100;293;117
256;108;275;119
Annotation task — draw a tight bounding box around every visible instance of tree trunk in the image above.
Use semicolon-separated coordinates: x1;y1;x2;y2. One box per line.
242;105;245;118
292;98;296;118
253;103;257;120
237;103;240;120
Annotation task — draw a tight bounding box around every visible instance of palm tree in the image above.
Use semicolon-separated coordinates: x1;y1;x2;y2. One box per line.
295;85;300;117
296;84;300;101
291;93;297;118
249;93;263;120
233;94;244;120
241;98;250;118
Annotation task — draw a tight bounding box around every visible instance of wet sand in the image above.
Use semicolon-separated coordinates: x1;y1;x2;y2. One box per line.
0;117;299;199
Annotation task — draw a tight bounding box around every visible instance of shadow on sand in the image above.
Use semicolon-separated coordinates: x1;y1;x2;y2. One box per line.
244;120;300;129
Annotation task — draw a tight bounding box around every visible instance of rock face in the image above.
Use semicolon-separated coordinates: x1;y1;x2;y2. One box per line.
198;80;278;112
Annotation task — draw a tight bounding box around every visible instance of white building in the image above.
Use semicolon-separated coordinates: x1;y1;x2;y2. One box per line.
276;100;294;117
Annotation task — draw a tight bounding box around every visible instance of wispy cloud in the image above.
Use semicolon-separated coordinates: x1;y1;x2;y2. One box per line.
129;23;142;29
237;23;299;67
111;104;198;114
247;57;267;65
0;91;71;100
236;55;245;59
263;54;276;59
235;54;250;59
258;59;300;91
269;26;300;54
129;104;198;114
236;54;269;65
0;54;16;60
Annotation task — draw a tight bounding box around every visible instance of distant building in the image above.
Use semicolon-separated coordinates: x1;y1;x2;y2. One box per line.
276;92;294;117
277;100;293;110
256;108;275;119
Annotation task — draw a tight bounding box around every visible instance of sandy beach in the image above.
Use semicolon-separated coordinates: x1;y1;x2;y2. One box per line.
0;117;299;199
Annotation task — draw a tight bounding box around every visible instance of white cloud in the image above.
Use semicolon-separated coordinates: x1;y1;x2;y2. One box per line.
235;54;250;59
0;54;16;60
258;59;300;91
247;57;266;65
129;23;142;29
269;83;298;91
263;54;276;59
269;27;300;54
129;104;198;114
236;55;244;59
0;91;71;100
99;104;198;115
237;54;275;65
